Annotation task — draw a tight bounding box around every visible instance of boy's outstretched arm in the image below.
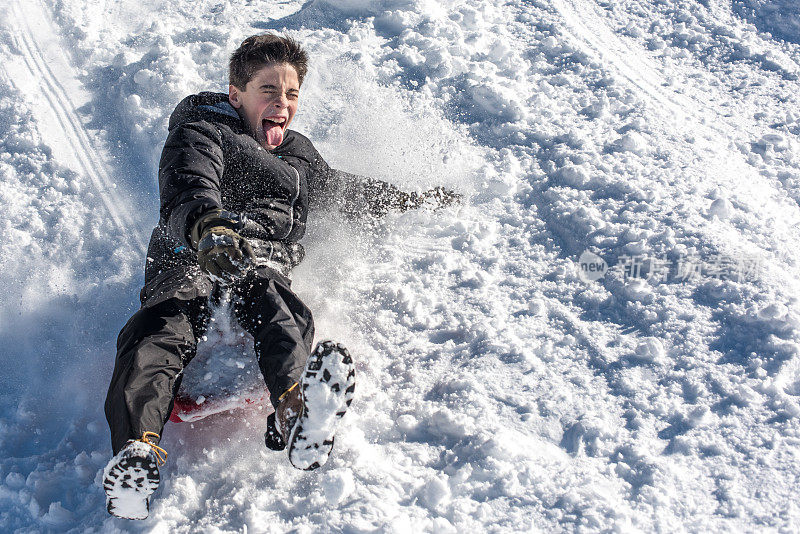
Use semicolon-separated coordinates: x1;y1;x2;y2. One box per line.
335;171;461;217
311;165;462;218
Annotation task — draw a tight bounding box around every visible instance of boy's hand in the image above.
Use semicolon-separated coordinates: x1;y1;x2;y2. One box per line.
197;227;255;282
417;186;462;209
191;210;255;283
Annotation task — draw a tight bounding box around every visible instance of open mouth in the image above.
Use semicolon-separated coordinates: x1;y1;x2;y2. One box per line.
262;116;287;128
262;116;287;147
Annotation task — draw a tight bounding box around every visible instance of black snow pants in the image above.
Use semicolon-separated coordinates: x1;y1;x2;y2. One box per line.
104;266;314;454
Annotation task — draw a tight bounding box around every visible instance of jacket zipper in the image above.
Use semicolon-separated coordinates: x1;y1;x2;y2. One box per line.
282;165;301;240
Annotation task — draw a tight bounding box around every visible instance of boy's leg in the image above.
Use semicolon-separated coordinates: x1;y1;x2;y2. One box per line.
232;268;314;406
104;297;209;454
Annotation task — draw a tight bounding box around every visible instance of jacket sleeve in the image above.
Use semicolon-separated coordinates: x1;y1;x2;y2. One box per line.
306;149;416;217
158;120;224;246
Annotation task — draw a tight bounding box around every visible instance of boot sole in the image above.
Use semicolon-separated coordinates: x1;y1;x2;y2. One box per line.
287;341;355;470
103;453;160;520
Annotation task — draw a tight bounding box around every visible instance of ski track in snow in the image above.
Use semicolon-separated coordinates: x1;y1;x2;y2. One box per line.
2;0;800;531
552;0;800;283
6;0;147;254
553;0;698;127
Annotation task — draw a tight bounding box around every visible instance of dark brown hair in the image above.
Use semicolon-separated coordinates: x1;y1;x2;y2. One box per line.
229;33;309;89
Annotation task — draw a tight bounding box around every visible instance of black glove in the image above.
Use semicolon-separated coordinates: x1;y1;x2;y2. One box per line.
413;186;462;209
190;210;255;283
367;183;462;216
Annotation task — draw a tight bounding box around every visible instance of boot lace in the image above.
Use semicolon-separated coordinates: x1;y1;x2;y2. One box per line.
139;431;168;466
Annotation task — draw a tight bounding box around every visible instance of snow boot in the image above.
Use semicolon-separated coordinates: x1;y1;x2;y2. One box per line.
102;432;166;520
267;341;355;470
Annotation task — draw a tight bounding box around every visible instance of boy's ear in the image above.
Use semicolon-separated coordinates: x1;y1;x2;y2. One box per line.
228;85;242;108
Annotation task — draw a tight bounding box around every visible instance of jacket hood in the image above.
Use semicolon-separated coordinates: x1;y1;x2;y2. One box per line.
168;92;244;131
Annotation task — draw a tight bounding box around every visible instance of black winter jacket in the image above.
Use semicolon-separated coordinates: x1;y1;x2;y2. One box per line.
141;92;404;305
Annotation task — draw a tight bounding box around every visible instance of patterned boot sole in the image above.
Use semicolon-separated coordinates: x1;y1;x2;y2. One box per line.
103;445;160;520
287;341;356;470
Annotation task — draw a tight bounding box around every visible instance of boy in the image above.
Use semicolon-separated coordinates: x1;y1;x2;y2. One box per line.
101;33;458;519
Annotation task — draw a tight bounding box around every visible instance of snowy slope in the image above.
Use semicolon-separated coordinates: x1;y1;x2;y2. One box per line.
2;0;800;531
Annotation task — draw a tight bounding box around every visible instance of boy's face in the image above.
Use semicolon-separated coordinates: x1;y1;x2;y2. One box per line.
228;62;300;150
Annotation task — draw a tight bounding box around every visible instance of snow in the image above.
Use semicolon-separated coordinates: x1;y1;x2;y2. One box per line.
1;0;800;530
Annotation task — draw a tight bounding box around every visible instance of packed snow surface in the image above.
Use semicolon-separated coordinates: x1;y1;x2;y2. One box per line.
2;0;800;531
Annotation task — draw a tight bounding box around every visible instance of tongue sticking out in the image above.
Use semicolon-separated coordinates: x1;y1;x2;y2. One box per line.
264;121;284;147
